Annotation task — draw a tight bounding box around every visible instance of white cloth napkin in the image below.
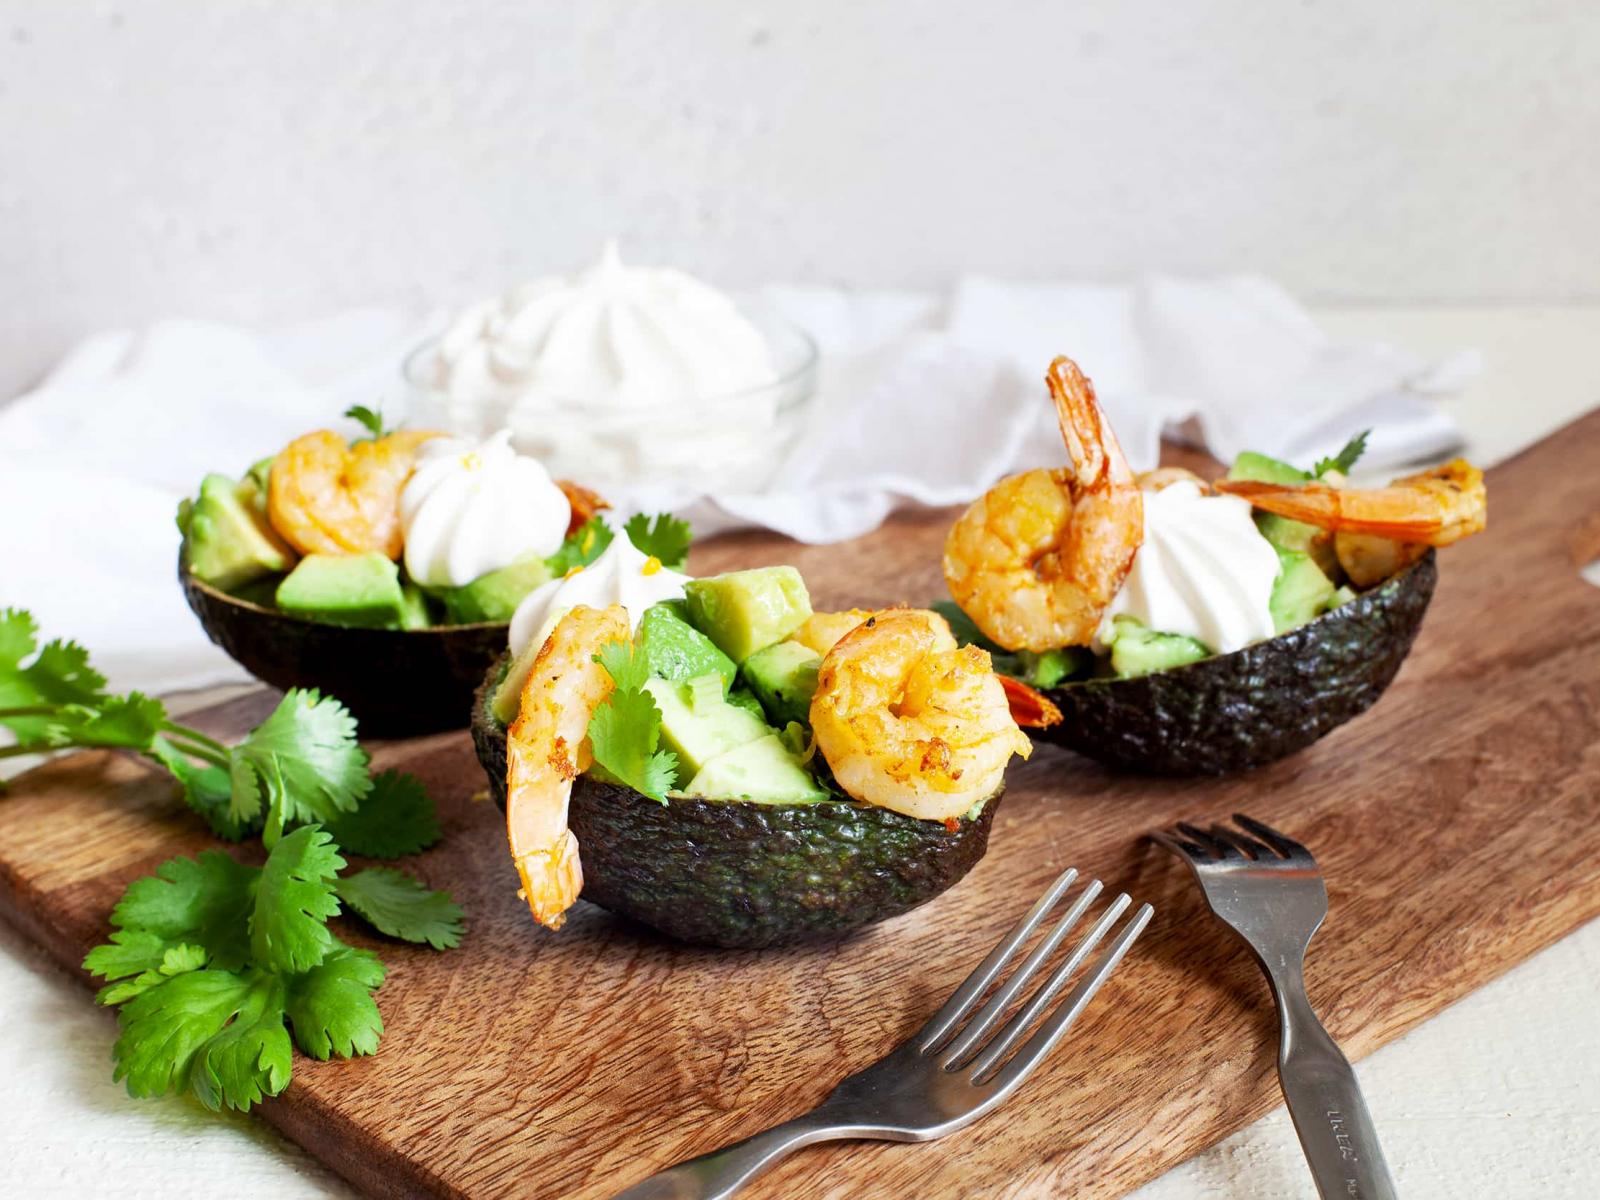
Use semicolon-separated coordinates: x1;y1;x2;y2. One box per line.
0;277;1473;695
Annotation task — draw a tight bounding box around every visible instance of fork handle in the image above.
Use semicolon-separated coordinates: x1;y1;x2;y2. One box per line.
610;1110;859;1200
1272;968;1398;1200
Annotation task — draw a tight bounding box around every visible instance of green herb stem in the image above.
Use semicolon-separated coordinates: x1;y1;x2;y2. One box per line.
0;705;59;720
162;722;230;757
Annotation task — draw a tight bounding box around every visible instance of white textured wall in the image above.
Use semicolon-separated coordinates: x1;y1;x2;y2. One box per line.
1;0;1596;397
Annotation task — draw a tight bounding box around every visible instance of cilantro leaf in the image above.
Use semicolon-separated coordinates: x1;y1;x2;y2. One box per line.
0;610;109;743
41;692;166;751
593;637;651;693
321;770;442;859
231;689;371;830
147;738;257;840
285;944;385;1060
335;868;464;949
94;942;210;1006
545;516;615;575
188;973;292;1112
343;404;389;440
109;850;259;971
1312;429;1370;477
588;676;677;804
624;513;692;570
111;968;257;1100
249;825;344;973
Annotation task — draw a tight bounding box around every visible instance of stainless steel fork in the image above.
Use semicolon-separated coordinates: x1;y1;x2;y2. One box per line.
1153;814;1397;1200
613;870;1153;1200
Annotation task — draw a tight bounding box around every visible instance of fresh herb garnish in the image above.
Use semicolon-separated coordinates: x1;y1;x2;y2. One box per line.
623;513;693;571
546;517;616;575
587;639;677;803
1;608;461;1111
342;404;390;441
1312;429;1370;478
545;512;693;576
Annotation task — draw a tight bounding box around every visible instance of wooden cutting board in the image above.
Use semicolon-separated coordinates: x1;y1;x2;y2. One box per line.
2;413;1597;1199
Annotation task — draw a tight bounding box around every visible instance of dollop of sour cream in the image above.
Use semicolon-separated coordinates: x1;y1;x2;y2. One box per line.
429;241;778;420
1097;481;1280;655
507;519;692;658
400;430;571;588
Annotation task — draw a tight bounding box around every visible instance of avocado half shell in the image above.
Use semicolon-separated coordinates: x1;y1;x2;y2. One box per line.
470;657;1002;949
181;558;507;737
1037;550;1437;775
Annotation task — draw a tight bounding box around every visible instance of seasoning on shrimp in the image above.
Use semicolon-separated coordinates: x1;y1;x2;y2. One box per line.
268;428;441;558
809;608;1031;823
1215;459;1487;587
943;356;1143;653
505;603;630;929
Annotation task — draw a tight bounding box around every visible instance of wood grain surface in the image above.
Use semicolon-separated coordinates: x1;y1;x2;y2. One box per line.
1;416;1596;1199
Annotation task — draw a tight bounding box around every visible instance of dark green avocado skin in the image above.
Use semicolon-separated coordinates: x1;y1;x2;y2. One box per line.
472;660;1000;948
1040;551;1437;775
181;556;507;737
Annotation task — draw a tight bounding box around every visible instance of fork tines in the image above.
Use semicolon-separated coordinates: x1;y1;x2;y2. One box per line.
1155;813;1313;864
917;869;1153;1090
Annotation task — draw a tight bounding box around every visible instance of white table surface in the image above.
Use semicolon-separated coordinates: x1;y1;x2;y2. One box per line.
3;303;1597;1198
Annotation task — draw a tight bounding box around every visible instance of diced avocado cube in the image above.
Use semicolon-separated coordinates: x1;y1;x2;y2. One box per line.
492;642;538;726
741;639;822;728
441;557;555;625
682;734;828;804
643;676;770;783
1325;585;1359;611
683;567;813;664
1227;451;1309;485
398;581;433;631
1016;647;1086;689
637;601;737;688
1270;548;1336;634
183;473;296;592
275;552;406;629
1107;616;1211;679
246;456;275;497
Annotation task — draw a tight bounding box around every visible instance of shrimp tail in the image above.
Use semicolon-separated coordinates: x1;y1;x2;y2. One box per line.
998;674;1061;730
515;832;584;930
1047;356;1135;488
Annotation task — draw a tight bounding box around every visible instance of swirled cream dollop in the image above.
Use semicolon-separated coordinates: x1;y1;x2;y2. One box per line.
1097;480;1279;654
400;430;571;588
508;519;691;658
429;242;777;418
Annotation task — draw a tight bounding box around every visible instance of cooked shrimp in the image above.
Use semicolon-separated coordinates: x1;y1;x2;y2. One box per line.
505;604;630;930
1215;459;1486;587
794;609;878;656
268;428;440;558
943;356;1144;652
1136;466;1209;493
810;609;1032;822
556;479;609;536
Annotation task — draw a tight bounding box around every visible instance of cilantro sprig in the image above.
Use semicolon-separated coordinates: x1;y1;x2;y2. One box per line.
545;511;694;576
1;608;463;1112
1312;429;1370;478
587;639;677;803
342;403;391;441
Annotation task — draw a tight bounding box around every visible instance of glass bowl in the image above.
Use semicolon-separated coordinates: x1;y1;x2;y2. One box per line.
401;306;818;497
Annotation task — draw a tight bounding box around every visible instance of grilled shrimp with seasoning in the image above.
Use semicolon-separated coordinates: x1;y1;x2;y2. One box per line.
808;609;1032;823
504;603;630;929
942;356;1144;653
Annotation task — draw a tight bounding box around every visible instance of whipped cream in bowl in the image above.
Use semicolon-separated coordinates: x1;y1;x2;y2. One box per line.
405;243;818;498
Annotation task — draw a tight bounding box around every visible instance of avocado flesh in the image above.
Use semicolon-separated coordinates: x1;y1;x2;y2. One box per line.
1226;452;1338;574
1037;551;1437;775
441;557;554;625
275;552;407;629
471;660;1002;948
398;581;433;631
1105;616;1210;678
182;473;295;592
683;733;828;804
684;566;813;664
638;601;737;688
1270;548;1336;633
741;639;822;727
643;675;771;784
